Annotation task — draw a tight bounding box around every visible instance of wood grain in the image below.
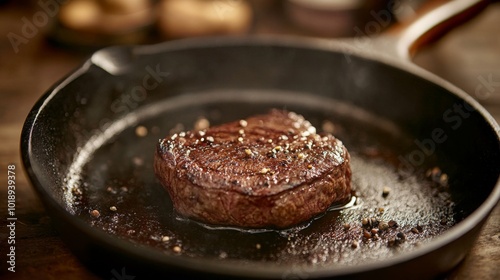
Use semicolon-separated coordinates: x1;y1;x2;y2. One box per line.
0;1;498;279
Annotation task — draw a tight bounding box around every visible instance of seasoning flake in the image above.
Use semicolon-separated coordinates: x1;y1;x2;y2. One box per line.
135;126;148;137
173;246;182;253
90;209;100;218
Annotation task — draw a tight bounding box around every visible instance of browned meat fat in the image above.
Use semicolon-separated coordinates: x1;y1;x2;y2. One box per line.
154;110;351;229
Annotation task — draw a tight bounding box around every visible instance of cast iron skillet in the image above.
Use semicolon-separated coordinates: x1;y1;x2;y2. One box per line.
22;1;500;279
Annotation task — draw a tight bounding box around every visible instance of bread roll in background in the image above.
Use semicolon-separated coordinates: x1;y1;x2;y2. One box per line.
59;0;153;34
157;0;253;38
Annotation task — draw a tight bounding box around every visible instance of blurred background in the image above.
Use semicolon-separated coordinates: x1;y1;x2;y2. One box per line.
0;1;499;279
1;0;498;107
1;0;426;49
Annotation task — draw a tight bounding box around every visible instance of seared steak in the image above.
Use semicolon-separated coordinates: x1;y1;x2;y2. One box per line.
154;110;351;229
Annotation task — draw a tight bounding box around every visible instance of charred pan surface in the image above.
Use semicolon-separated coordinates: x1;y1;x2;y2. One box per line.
154;110;351;229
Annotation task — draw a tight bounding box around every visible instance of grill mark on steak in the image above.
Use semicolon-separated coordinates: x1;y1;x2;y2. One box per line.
154;109;352;228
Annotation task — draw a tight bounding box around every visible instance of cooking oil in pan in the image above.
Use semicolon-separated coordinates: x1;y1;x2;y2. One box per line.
172;195;360;236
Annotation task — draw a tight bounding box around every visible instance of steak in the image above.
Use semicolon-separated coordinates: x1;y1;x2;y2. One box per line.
154;110;352;229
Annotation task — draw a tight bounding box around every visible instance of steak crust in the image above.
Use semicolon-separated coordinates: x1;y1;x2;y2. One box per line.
154;110;351;229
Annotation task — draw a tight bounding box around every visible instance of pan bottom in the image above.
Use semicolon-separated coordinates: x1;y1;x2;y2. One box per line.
62;89;456;269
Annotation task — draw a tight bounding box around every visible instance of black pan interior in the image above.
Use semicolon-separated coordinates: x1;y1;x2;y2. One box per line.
24;39;500;278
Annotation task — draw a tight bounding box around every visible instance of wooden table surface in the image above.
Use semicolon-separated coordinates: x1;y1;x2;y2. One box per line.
0;1;498;279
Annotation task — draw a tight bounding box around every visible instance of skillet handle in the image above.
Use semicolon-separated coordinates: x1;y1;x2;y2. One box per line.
381;0;491;60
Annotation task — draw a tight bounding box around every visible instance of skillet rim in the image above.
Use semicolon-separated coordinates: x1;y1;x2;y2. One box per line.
20;36;500;279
